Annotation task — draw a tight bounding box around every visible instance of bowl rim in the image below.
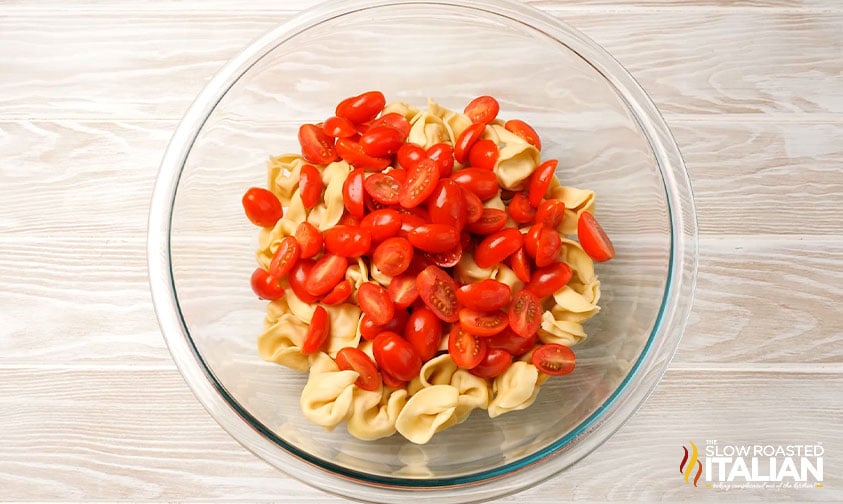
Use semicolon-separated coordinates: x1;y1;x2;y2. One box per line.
147;0;698;501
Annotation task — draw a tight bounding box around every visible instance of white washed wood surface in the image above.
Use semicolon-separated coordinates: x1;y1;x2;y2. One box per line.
1;0;841;502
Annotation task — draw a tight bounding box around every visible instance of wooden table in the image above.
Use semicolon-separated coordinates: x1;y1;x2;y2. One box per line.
2;1;841;501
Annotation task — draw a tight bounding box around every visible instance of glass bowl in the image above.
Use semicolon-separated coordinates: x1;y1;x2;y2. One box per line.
147;0;698;502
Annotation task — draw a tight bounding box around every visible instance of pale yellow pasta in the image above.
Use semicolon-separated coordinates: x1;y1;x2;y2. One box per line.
345;258;370;290
454;251;495;284
285;288;316;323
347;387;408;441
368;263;393;288
426;99;472;148
548;178;596;236
551;285;601;323
538;311;588;347
257;298;310;371
419;354;458;387
485;124;541;191
300;352;358;429
323;303;362;358
382;100;420;121
490;264;524;293
308;160;351;231
447;370;491;426
267;153;305;205
408;110;450;148
395;385;459;444
488;361;542;418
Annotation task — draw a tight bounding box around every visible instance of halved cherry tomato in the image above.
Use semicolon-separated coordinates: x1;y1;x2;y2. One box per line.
528;159;558;207
504;119;542;150
388;274;419;308
464;95;500;125
457;279;511;311
578;212;615;262
373;236;414;277
338;211;361;227
360;208;402;243
268;236;300;280
454;122;486;164
306;254;347;297
380;370;407;389
242;187;283;227
509;289;542;338
367;112;411;137
426;142;455;178
336;90;386;124
532;343;576;376
323;115;357;138
450;167;499;201
427;179;466;231
396;143;426;170
416;265;460;323
342;168;366;220
527;261;573;298
508;248;532;283
508;191;537;224
462;188;484;224
357;282;395;326
301;305;330;355
321;278;353;305
323;225;372;258
534;226;562;268
360;125;405;157
465;208;507;235
404;307;442;362
335;138;390;171
408;223;459;254
359;310;408;341
424;243;462;268
469;348;512;378
250;267;285;300
488;327;537;356
336;347;381;391
459;308;509;337
523;222;543;259
295;222;323;259
363;172;402;206
398;158;439;209
535;199;566;229
288;258;319;303
448;325;487;369
468;139;499;171
398;212;425;238
474;227;524;268
372;331;422;382
298;164;324;210
298;123;338;165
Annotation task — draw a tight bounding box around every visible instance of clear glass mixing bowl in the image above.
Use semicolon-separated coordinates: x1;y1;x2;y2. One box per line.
147;0;698;502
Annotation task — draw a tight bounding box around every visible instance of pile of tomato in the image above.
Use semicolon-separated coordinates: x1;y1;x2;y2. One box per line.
242;91;615;392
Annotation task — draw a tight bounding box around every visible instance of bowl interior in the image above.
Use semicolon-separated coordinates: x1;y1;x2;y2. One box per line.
166;1;671;484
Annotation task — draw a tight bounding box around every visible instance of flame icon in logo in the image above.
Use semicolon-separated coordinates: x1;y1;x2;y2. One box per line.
680;441;703;487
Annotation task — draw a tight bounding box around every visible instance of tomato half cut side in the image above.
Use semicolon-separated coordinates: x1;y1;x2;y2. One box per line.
321;278;353;305
404;307;442;362
301;305;330;355
508;289;542;338
578;212;616;262
465;208;507;235
508;191;537;224
242;187;283;228
398;157;439;209
448;325;487;369
535;199;566;230
364;172;402;206
250;267;285;301
416;265;460;323
504;119;542;150
294;222;323;259
373;236;414;277
424;242;463;268
462;188;484;224
298;123;338;165
532;343;576;376
357;282;395;326
336;347;381;391
372;331;422;382
268;235;301;280
459;308;509;337
464;95;500;125
388;273;419;308
469;348;513;378
534;226;562;268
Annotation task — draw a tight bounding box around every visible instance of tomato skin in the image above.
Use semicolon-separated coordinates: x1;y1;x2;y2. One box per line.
323;116;357;138
535;199;566;229
454;123;486;164
448;325;487;369
380;370;407;389
298;123;338;165
532;343;576;376
336;347;381;391
534;226;562;268
357;282;395;326
456;279;511;311
465;208;507;235
387;273;419;308
508;248;532;283
398;157;439;209
508;289;542;338
398;212;425;238
242;187;283;227
372;331;422;382
301;305;330;355
373;236;414;277
250;267;285;300
459;308;509;337
321;278;353;305
288;258;319;303
408;223;460;254
523;222;543;259
508;191;537;224
469;348;513;378
268;236;301;280
360;125;405;157
427;180;467;231
423;242;463;268
336;90;386;124
323;225;372;258
578;212;616;262
528;159;558;207
306;254;347;297
367;112;411;138
416;265;460;323
360;208;402;243
335;138;390;171
488;327;537;357
504;119;542;150
342;168;366;220
363;172;402;206
468;139;499;171
464;95;500;125
462;188;484;224
450;168;499;201
359;310;408;341
298;164;324;210
404;307;442;362
527;261;573;298
295;222;323;259
426;143;455;178
474;227;524;268
396;143;426;170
